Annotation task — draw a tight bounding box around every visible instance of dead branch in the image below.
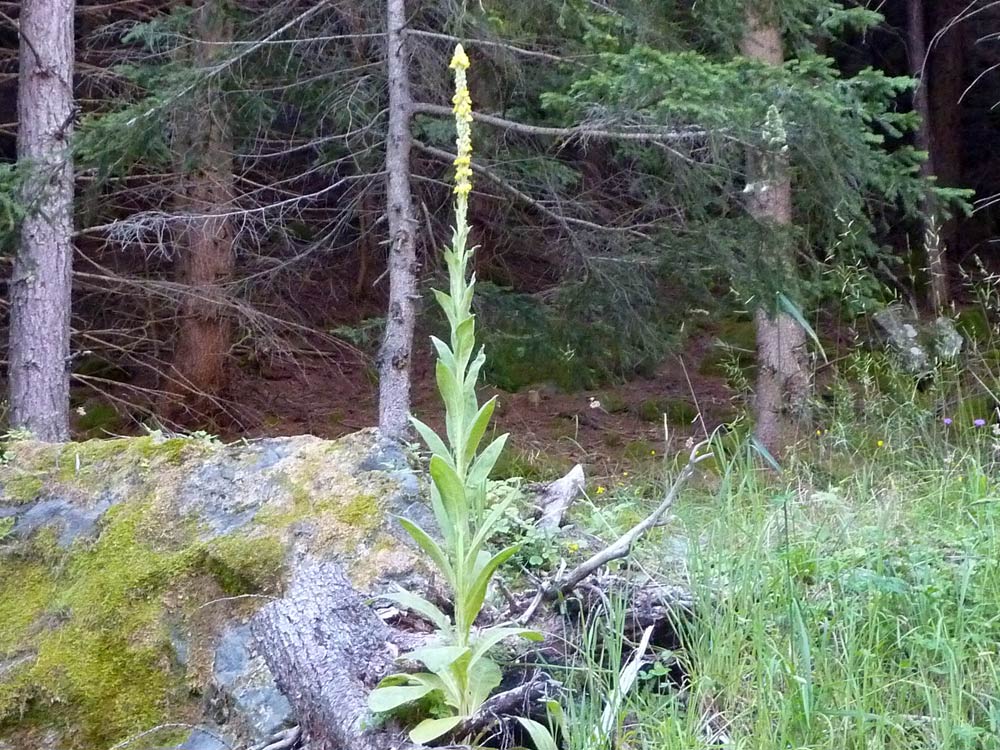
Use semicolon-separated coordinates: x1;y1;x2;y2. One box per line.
546;442;712;600
411;102;709;144
537;464;586;531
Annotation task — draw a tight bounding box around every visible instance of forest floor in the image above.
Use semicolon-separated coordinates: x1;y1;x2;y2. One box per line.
228;330;738;481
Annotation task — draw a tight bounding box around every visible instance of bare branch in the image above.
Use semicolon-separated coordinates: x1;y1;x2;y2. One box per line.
546;441;712;599
406;29;575;64
411;102;709;144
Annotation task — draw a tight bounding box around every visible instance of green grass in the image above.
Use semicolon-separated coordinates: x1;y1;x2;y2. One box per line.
542;380;1000;750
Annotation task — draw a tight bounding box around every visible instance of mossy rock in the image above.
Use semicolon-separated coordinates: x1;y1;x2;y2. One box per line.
0;430;423;750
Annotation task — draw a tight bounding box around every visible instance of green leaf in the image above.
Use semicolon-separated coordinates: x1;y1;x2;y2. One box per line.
466;653;503;712
776;291;828;363
468;433;509;489
410;416;452;462
430;454;468;530
407;644;469;674
399;518;455;588
461;545;520;630
468;487;520;554
455;316;476;367
462;397;496;470
410;715;465;744
430;335;458;374
368;684;436;713
749;434;782;472
383;588;452;631
790;597;814;731
469;626;543;668
427;482;456;551
515;718;559;750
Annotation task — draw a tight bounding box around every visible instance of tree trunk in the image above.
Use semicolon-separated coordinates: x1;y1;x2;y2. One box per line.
165;0;235;420
8;0;76;442
251;558;411;750
377;0;419;442
907;0;950;313
742;3;811;455
928;0;966;256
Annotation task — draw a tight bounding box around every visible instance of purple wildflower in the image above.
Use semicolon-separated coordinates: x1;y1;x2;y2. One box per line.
974;418;987;427
943;417;953;426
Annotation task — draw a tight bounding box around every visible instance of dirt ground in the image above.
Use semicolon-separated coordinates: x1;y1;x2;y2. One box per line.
226;331;738;479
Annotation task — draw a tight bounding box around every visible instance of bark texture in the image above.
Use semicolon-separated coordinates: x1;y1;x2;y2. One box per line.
378;0;419;442
742;4;810;455
907;0;951;313
165;0;235;419
251;557;407;750
9;0;76;441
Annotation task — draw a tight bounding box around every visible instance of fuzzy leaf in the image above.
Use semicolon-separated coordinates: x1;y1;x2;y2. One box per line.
410;715;465;745
461;545;520;630
399;518;455;587
468;433;509;489
410;416;452;463
383;588;452;631
516;718;559;750
368;684;436;713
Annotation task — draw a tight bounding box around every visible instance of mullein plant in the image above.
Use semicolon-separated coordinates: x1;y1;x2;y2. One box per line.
367;45;543;745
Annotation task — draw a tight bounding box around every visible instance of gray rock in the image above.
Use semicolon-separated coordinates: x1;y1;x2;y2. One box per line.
177;728;231;750
213;624;293;738
873;305;931;374
0;494;115;547
872;306;964;375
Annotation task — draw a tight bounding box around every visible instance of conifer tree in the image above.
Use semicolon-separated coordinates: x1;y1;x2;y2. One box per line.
8;0;76;441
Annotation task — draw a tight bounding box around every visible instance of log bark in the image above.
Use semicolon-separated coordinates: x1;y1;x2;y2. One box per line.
536;464;585;531
165;0;235;420
742;4;810;455
251;557;411;750
377;0;420;442
8;0;76;441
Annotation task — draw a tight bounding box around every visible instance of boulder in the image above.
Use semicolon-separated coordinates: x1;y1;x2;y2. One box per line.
872;305;964;375
0;430;424;750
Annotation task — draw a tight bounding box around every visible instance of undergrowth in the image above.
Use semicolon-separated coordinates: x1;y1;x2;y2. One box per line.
546;354;1000;750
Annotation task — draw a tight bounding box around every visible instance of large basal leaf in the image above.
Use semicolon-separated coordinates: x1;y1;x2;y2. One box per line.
367;683;437;713
469;626;543;668
407;644;469;674
466;653;503;712
515;717;560;750
383;587;452;632
409;715;465;745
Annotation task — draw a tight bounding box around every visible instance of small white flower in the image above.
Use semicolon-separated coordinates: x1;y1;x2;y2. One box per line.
75;406;86;416
589;398;601;410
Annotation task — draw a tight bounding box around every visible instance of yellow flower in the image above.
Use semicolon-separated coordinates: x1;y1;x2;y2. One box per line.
450;46;474;197
450;44;470;71
567;542;579;552
876;440;884;448
650;450;656;456
596;486;606;495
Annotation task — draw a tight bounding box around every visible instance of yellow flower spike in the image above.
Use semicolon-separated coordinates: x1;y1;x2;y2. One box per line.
450;45;474;198
450;44;470;71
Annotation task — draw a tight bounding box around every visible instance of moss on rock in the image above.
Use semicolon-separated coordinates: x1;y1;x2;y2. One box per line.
0;430;422;749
